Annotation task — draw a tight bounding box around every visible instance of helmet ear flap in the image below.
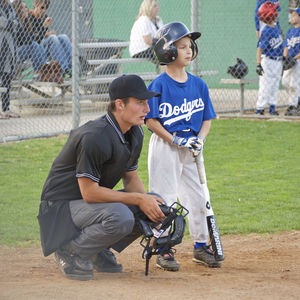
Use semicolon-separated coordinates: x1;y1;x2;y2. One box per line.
154;38;178;65
191;40;198;61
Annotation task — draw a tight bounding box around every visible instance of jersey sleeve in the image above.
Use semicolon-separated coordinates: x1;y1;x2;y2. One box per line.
202;82;216;121
145;79;162;119
258;27;269;50
283;29;291;48
75;134;110;183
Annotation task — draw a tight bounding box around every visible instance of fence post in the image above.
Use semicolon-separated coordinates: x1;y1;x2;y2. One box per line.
72;0;80;129
190;0;200;76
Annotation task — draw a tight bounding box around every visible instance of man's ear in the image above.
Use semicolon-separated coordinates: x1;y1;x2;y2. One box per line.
115;99;125;111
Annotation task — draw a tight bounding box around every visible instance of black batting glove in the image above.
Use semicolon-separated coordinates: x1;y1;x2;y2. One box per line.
256;64;264;76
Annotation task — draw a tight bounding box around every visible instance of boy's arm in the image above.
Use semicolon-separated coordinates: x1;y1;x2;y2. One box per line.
198;120;212;140
294;52;300;60
283;47;289;57
145;118;174;144
256;47;262;64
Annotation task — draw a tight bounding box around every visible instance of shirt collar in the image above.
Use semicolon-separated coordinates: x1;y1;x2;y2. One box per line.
105;112;126;144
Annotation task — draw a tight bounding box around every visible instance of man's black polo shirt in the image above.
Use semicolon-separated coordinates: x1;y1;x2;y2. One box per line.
41;112;144;201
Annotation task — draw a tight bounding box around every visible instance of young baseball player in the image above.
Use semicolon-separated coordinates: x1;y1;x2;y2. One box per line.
256;1;283;115
282;7;300;116
145;22;220;271
255;0;281;39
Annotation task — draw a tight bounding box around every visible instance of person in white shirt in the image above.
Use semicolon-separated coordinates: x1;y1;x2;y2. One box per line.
129;0;163;63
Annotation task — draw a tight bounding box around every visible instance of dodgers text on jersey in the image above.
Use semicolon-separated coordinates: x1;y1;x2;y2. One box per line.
159;97;204;126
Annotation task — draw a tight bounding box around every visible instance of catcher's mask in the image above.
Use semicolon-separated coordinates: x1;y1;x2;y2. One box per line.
227;58;249;79
258;1;279;23
138;202;189;275
153;22;201;65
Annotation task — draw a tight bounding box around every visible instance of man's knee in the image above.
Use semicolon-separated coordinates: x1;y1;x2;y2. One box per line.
103;204;135;236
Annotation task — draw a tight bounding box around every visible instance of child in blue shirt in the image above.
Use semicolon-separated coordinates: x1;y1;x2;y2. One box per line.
282;7;300;116
255;0;281;38
145;22;220;272
256;1;283;115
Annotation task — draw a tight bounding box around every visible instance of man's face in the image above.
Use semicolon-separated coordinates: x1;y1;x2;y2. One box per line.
174;36;193;67
34;1;48;18
120;97;150;128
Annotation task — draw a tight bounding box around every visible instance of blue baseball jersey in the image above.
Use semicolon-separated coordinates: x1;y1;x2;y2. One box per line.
283;27;300;58
254;0;280;31
145;72;216;137
258;25;283;57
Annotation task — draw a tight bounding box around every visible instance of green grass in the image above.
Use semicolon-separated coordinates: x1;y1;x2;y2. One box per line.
0;119;299;246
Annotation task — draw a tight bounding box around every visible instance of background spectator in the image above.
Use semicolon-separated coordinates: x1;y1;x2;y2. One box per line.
29;0;72;79
0;0;19;119
129;0;163;64
13;0;46;81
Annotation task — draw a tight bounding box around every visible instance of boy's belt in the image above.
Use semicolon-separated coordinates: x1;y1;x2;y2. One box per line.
267;56;282;61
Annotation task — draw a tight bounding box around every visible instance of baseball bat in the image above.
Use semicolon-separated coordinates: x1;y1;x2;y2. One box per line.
195;153;225;261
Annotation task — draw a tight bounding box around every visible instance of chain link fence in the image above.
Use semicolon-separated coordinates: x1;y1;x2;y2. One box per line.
0;0;299;143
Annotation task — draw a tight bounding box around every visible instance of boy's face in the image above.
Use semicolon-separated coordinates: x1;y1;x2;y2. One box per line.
34;1;48;18
290;11;300;26
174;36;193;67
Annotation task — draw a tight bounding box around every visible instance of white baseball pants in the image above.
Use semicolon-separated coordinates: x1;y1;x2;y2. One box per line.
282;60;300;107
257;56;282;110
148;133;209;243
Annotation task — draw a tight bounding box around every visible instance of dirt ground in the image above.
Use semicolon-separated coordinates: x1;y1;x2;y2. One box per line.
0;231;299;300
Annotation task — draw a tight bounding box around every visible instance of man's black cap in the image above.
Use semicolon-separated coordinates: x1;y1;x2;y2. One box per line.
109;74;160;100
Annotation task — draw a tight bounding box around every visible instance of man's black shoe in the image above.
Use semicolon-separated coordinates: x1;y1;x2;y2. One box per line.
54;249;94;280
93;249;123;273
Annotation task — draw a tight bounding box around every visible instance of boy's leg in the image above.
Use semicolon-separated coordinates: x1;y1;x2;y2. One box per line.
289;61;300;108
148;133;181;206
267;60;282;108
179;152;208;243
257;57;274;112
147;133;181;271
179;153;221;268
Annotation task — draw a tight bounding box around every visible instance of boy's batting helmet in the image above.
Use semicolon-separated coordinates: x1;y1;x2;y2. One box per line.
153;22;201;65
258;1;279;23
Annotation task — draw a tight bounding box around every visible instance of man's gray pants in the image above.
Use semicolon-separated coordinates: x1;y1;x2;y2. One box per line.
67;199;142;260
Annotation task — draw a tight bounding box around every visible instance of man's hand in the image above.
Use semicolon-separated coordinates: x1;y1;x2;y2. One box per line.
138;194;165;223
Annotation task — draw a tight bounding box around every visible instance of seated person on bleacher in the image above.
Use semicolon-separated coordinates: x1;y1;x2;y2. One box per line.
29;0;72;79
129;0;163;64
13;0;47;81
0;0;20;119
